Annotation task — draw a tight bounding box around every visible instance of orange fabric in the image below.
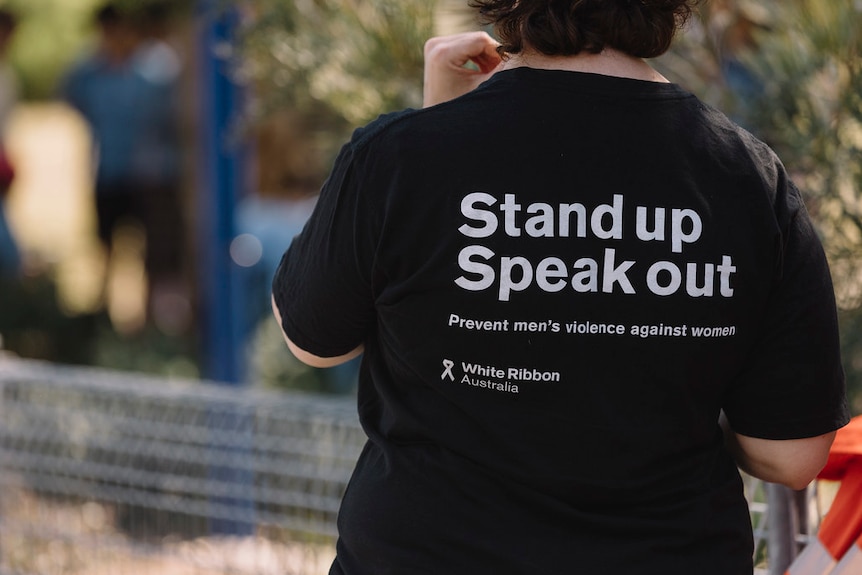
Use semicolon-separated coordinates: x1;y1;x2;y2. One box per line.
784;418;862;573
818;415;862;481
816;464;862;560
812;416;862;560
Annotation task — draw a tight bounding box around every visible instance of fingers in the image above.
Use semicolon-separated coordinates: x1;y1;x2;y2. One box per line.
424;31;502;69
423;32;504;108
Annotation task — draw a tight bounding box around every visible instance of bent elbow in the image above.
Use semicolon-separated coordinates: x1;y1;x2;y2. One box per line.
778;448;830;491
733;430;836;491
781;471;819;492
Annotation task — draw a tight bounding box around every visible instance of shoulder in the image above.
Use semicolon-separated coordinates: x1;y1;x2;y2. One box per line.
697;100;784;177
682;96;794;213
348;107;425;151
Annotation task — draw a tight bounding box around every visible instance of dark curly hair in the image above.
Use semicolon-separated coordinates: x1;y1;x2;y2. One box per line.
470;0;698;59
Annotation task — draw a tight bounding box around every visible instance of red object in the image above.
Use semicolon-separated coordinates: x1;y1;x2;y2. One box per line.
816;416;862;560
0;147;14;194
819;415;862;481
786;416;862;574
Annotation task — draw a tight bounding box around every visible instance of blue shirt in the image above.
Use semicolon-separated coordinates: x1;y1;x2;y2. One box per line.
62;45;181;191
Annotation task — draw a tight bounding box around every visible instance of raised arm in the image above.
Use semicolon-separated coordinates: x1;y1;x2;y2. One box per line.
423;31;505;108
720;411;836;490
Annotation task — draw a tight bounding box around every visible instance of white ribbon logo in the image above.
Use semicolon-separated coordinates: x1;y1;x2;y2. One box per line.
441;359;455;381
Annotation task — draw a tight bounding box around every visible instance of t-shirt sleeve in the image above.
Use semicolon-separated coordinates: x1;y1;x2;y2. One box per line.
724;177;850;440
271;141;377;358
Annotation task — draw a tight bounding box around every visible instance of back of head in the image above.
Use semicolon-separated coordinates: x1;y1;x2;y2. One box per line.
93;2;141;61
471;0;698;59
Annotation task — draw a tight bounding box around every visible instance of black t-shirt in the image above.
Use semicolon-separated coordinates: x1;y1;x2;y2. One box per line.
272;68;850;574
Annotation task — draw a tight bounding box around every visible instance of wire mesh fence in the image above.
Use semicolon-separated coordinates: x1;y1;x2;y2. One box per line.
0;356;819;575
0;357;365;575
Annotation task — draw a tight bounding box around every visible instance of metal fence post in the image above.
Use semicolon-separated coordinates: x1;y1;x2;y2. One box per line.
767;482;803;575
195;0;255;536
195;0;247;386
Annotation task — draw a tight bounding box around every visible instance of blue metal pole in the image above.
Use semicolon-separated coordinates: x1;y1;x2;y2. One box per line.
196;2;255;537
196;1;246;385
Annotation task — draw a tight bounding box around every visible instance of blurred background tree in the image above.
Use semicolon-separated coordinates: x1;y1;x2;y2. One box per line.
235;0;435;173
2;0;99;100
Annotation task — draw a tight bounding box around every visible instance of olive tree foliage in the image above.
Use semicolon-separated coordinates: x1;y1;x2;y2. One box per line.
743;1;862;301
234;0;435;167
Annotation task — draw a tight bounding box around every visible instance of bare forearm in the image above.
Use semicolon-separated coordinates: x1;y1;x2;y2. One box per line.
720;411;835;490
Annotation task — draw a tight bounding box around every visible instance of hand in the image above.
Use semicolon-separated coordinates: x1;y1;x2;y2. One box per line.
423;32;504;108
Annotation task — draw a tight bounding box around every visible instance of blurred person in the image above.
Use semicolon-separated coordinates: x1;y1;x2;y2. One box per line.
0;7;19;277
272;2;850;574
61;3;144;324
62;2;188;332
718;0;770;128
129;1;189;333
